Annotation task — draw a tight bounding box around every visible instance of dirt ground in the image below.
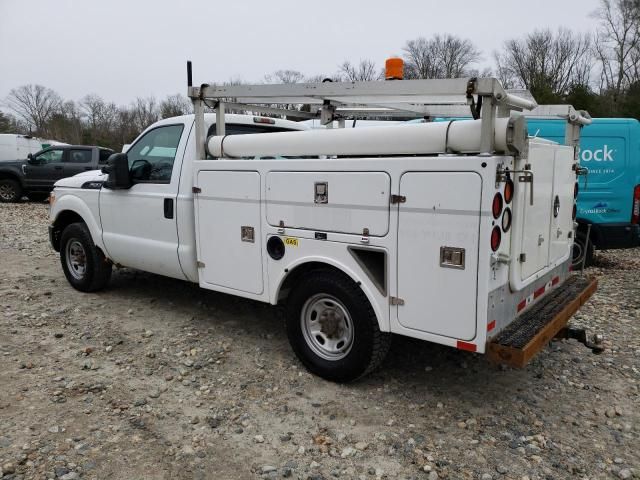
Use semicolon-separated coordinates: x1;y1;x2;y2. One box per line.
0;202;638;480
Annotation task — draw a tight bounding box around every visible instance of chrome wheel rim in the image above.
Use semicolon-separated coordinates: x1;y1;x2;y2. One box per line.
65;240;87;280
0;184;15;201
301;294;354;361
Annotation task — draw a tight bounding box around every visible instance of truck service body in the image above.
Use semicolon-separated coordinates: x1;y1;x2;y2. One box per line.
48;76;599;381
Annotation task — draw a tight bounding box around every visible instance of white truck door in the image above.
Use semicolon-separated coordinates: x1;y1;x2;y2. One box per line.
397;171;481;340
548;147;575;264
99;124;186;280
517;143;555;280
195;170;263;295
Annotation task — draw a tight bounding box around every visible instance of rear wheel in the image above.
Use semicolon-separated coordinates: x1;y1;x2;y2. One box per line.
0;179;22;203
285;269;391;382
60;222;112;292
572;231;594;269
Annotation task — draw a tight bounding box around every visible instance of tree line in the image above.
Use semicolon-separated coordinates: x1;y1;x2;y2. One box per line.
1;0;639;151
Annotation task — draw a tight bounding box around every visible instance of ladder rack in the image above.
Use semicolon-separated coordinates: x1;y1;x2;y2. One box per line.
186;62;538;160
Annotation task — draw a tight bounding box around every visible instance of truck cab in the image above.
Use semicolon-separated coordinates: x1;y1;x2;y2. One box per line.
49;114;308;281
527;118;640;265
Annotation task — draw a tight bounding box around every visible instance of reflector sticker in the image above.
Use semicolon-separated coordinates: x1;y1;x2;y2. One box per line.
552;276;560;286
487;320;496;332
456;341;477;352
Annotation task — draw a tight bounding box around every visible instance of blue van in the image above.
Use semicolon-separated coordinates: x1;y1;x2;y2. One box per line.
527;118;640;265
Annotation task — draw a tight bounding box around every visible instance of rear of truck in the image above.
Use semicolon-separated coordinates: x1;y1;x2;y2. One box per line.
483;138;599;366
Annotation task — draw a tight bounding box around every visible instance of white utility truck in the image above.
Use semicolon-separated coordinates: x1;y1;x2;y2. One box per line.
48;68;600;382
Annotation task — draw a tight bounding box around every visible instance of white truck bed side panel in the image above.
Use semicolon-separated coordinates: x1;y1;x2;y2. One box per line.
397;171;482;340
266;171;390;236
196;171;263;294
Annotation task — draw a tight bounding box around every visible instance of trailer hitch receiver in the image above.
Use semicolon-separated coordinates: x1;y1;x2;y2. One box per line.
554;327;604;354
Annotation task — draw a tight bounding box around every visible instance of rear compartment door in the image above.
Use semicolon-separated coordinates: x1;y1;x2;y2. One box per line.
548;147;575;263
517;143;555;280
397;171;481;340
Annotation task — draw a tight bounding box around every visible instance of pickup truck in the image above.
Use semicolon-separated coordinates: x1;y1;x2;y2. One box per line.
0;145;113;202
48;77;600;382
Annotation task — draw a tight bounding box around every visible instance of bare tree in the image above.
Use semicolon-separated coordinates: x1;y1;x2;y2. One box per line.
592;0;640;101
264;70;305;84
130;97;159;132
4;84;62;134
402;34;481;79
338;59;381;81
494;28;592;100
160;94;192;119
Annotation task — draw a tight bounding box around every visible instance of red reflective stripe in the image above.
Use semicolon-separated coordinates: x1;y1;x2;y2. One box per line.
517;299;527;312
569;264;573;272
456;341;477;352
534;286;546;299
552;276;560;286
487;320;496;332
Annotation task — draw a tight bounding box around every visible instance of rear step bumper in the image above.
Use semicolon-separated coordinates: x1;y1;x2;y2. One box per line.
487;275;598;368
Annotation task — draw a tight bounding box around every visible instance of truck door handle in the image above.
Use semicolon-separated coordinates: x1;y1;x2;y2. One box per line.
54;166;63;170
164;198;174;219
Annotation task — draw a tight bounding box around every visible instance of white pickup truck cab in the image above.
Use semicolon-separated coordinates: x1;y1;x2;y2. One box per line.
49;77;600;382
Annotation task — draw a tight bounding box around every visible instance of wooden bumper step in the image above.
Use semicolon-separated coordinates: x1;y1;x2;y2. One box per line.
487;275;598;368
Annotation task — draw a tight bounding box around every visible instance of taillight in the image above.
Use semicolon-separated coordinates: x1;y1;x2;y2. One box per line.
502;207;512;232
492;193;503;219
574;183;579;199
504;180;514;204
632;185;640;224
490;226;501;251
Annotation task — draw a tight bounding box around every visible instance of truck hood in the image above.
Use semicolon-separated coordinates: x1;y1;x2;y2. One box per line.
55;169;106;188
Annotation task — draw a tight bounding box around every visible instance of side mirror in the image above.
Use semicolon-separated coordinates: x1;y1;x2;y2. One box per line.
27;154;38;165
102;153;132;190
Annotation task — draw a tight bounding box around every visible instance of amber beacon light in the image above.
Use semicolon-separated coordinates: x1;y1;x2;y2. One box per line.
385;58;404;80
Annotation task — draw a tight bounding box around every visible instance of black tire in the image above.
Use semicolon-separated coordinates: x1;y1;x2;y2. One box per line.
0;179;23;203
60;222;112;292
27;191;50;202
572;231;594;269
285;269;391;382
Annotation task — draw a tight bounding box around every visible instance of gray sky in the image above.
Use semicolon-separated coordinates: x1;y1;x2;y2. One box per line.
0;0;601;106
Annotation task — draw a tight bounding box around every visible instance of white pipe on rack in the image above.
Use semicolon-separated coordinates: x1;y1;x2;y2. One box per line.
207;118;513;158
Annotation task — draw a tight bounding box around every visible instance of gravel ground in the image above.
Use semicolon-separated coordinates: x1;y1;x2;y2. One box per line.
0;202;638;480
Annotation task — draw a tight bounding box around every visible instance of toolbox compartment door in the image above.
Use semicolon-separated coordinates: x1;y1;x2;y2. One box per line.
548;147;575;264
195;170;263;295
397;171;481;340
266;171;390;236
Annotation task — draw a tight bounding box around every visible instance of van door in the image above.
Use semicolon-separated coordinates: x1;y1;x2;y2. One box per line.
99;123;186;279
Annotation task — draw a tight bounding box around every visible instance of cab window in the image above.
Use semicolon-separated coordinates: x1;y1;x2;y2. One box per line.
127;124;184;183
35;149;64;164
67;149;92;164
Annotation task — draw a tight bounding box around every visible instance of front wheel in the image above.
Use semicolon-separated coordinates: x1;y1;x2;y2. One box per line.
572;231;594;269
60;222;112;292
0;179;22;203
285;270;391;382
